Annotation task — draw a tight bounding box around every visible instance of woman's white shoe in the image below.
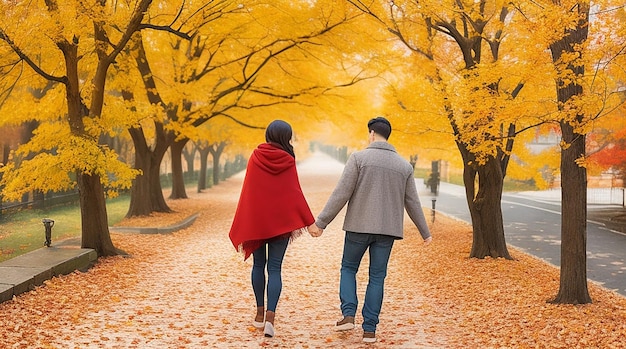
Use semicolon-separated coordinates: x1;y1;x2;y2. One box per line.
264;322;275;337
252;320;265;329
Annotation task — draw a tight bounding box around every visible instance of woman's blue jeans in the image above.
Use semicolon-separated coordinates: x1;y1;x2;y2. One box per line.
340;232;395;333
251;237;289;312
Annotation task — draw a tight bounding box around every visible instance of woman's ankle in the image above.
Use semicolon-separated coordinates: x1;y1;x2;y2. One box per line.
255;306;265;322
265;310;275;324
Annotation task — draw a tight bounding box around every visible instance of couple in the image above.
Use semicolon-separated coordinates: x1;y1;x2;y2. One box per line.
228;117;432;343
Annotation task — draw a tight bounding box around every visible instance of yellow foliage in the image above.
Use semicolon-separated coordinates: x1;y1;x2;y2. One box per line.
1;0;626;203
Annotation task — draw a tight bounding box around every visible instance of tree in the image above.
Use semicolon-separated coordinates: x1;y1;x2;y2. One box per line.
0;0;153;256
170;137;191;199
347;0;564;259
182;143;197;178
548;1;591;304
120;0;373;215
513;0;626;303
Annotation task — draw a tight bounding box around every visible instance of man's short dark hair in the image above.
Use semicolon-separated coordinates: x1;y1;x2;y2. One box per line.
367;117;392;140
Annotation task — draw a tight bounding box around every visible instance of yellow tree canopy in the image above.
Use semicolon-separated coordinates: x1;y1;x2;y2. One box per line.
0;0;238;200
105;0;385;162
0;0;154;200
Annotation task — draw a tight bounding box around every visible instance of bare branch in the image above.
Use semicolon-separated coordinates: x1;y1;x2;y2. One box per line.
217;113;273;130
138;23;193;40
0;29;66;84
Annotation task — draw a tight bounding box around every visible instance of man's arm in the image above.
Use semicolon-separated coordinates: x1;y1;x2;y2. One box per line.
315;154;359;229
404;174;432;241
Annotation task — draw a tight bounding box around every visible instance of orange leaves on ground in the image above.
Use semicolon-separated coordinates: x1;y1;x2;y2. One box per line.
400;214;626;348
1;167;626;348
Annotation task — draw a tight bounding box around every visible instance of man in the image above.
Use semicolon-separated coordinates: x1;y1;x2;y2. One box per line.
309;116;432;343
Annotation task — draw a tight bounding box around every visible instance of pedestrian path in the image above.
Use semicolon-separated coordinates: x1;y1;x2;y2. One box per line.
0;151;450;348
2;151;625;348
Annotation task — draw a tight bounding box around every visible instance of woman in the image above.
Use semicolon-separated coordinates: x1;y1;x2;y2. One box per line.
228;120;314;338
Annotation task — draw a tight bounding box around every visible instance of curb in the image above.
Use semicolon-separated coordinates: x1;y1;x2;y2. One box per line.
109;212;200;234
0;247;97;303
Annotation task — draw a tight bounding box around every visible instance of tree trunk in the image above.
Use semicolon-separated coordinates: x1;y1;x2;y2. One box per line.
551;121;590;304
169;138;189;199
79;172;120;256
182;144;196;174
59;39;121;256
212;152;221;186
549;1;591;304
462;150;512;259
126;127;171;217
208;142;227;186
197;145;211;192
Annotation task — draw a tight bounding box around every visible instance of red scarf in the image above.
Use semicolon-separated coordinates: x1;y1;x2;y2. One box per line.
229;143;314;260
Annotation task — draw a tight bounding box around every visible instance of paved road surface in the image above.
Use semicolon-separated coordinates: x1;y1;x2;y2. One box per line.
419;181;626;297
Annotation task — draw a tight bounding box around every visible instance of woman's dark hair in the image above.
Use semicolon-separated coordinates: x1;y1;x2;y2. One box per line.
265;120;295;158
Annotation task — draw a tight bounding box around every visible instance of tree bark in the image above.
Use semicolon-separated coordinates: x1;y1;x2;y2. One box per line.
79;173;120;256
126;126;172;217
169;138;189;199
549;1;591;304
197;145;211;192
459;144;512;259
208;142;227;186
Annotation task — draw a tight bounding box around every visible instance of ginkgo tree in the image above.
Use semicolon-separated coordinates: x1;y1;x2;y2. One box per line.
541;0;626;304
0;0;227;256
0;0;158;256
348;0;562;260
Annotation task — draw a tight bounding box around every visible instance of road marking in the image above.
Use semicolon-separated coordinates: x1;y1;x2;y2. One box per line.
501;199;561;215
501;199;626;237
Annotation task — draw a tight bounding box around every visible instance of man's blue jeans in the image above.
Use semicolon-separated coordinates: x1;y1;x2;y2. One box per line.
251;237;289;312
340;231;395;333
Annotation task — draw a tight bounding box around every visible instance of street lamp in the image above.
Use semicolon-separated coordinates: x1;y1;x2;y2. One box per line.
431;199;436;223
42;218;54;247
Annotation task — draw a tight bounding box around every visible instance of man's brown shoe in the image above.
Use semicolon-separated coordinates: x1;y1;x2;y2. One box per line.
363;331;376;343
334;316;355;331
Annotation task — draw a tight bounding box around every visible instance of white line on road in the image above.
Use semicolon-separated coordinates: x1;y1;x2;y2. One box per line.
501;199;626;237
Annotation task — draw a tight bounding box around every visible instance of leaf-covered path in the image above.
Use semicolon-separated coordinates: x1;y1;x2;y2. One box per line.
1;152;626;348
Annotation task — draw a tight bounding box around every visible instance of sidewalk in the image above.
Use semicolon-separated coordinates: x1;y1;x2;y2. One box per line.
0;243;96;303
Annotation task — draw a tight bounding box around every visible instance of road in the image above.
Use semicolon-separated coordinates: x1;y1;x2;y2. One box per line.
418;180;626;297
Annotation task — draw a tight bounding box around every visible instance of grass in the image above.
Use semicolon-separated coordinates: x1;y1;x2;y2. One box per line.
0;195;130;263
0;174;205;263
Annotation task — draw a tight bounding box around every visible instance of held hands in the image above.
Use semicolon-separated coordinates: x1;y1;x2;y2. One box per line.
308;223;323;237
